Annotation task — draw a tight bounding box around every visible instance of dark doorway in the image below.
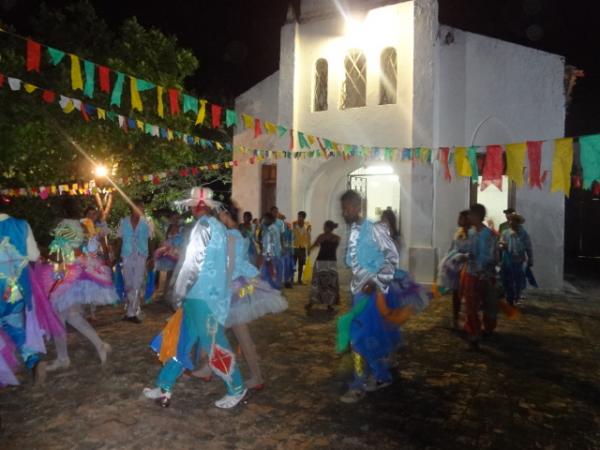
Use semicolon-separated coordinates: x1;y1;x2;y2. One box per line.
564;188;600;280
261;164;277;215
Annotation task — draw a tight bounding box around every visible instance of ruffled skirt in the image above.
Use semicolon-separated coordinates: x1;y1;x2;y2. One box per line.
0;329;19;387
226;277;288;327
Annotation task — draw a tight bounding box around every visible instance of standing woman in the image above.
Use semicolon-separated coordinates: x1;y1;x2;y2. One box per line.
43;219;115;371
306;221;340;314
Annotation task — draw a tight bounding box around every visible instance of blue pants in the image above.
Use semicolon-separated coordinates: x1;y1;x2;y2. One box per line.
502;261;526;306
283;252;295;284
0;299;40;370
156;299;243;395
261;257;283;290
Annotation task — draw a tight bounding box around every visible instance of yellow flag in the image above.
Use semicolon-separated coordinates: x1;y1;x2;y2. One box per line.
130;77;143;112
242;113;254;129
216;142;224;150
70;55;83;91
24;83;38;93
97;108;106;120
307;135;316;145
454;147;471;177
505;143;527;187
157;86;164;118
167;130;174;141
264;121;277;134
136;120;144;130
194;99;207;125
551;137;574;196
62;100;75;114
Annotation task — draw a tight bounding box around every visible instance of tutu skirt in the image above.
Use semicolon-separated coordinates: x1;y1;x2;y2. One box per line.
226;277;288;327
386;269;430;313
438;251;466;293
0;329;19;386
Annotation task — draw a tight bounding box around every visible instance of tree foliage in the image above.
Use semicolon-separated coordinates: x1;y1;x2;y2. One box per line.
0;1;232;242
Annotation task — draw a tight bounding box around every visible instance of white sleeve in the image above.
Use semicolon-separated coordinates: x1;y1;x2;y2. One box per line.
26;223;40;262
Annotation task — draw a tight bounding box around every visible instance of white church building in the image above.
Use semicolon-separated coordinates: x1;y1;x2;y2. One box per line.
232;0;566;290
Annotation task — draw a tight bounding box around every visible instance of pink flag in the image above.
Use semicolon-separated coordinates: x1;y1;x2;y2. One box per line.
527;141;543;189
481;145;504;190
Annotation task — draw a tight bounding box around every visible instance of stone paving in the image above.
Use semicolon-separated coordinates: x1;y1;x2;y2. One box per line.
1;272;599;449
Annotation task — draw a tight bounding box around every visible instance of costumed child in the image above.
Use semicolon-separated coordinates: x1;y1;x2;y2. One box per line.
437;210;471;329
239;211;259;267
336;191;422;404
499;214;533;306
190;202;288;390
259;212;283;290
143;187;247;409
42;219;116;371
463;203;499;350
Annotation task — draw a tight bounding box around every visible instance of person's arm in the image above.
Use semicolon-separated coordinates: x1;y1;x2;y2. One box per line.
173;221;210;301
309;234;323;253
307;223;312;249
523;230;534;266
25;222;40;262
371;222;400;293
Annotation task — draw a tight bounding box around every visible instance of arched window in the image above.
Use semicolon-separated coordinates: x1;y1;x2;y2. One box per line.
380;47;397;105
313;58;328;112
341;49;366;109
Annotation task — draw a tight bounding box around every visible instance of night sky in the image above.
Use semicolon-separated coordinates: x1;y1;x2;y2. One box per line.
2;0;599;136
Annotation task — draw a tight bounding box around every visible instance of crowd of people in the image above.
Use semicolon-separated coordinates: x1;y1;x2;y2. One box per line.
0;186;535;409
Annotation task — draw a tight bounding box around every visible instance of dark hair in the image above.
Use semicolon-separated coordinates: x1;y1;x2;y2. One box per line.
270;206;279;212
243;211;253;219
222;202;240;224
298;211;307;218
263;212;274;221
469;203;486;221
459;209;470;219
381;209;400;242
84;206;97;216
324;220;338;231
340;190;362;206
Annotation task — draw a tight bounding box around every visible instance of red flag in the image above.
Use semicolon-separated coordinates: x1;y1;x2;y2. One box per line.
80;103;91;122
191;167;199;176
42;90;56;103
254;118;262;138
481;145;504;190
211;104;222;128
0;73;6;88
439;147;452;182
26;39;41;73
98;66;111;93
168;88;181;115
527;141;543;189
289;129;294;150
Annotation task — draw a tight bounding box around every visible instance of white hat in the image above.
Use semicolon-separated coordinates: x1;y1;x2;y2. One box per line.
176;187;219;209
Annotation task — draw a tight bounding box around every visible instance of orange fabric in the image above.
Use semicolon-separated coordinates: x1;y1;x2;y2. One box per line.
158;308;183;364
499;298;521;320
375;291;413;326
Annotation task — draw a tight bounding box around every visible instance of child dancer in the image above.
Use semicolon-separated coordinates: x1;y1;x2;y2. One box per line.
43;219;115;371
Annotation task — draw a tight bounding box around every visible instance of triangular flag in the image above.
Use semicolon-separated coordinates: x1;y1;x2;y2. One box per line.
467;146;479;181
168;88;180;115
83;60;95;98
481;145;504;190
130;77;143;112
97;108;106;120
47;47;65;65
24;83;38;93
183;94;199;114
454;147;471;178
136;79;155;91
264;121;277;134
242;113;254;129
110;72;125;106
225;109;237;127
98;65;110;93
439;147;451;182
297;131;310;149
157;86;164;118
26;39;41;72
526;141;543;189
505;142;527;187
42;90;56;103
307;135;316;146
193;99;207;126
70;54;83;91
211;104;222;128
551;137;574;196
254;118;262;137
277;125;288;138
579;134;600;190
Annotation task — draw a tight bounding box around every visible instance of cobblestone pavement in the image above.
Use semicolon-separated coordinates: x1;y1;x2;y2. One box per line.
1;272;599;449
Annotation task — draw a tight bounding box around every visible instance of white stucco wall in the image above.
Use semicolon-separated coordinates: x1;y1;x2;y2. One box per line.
434;26;565;289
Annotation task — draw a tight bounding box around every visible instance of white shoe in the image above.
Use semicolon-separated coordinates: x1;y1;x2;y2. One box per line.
143;387;171;407
214;388;248;409
46;358;70;372
340;388;365;404
99;342;112;365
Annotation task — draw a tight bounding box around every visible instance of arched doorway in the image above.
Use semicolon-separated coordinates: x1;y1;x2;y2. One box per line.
347;164;401;222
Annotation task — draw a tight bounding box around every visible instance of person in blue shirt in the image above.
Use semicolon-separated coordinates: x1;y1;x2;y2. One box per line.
260;212;284;290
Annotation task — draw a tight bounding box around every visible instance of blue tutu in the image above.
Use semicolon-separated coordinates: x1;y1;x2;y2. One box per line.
386;269;430;313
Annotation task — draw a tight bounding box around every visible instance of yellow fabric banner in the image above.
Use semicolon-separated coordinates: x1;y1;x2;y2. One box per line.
195;99;208;125
130;77;143;112
505;143;527;187
70;55;83;91
454;147;471;178
157;86;164;118
24;83;38;93
97;108;106;120
62;100;75;113
264;121;277;134
242;113;254;129
551;137;574;196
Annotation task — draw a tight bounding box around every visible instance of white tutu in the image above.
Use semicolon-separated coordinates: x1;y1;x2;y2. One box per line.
226;278;288;327
50;279;118;313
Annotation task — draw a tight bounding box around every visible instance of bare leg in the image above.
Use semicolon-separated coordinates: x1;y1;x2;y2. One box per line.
232;323;263;388
65;305;110;364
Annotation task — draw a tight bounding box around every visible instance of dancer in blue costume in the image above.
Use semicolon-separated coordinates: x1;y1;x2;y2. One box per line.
337;191;404;404
0;207;47;384
143;187;247;409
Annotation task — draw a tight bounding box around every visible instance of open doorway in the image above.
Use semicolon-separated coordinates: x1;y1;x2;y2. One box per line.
347;164;401;222
261;164;277;215
470;175;515;231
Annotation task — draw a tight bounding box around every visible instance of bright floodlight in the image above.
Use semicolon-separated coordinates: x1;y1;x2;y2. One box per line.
95;165;108;177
